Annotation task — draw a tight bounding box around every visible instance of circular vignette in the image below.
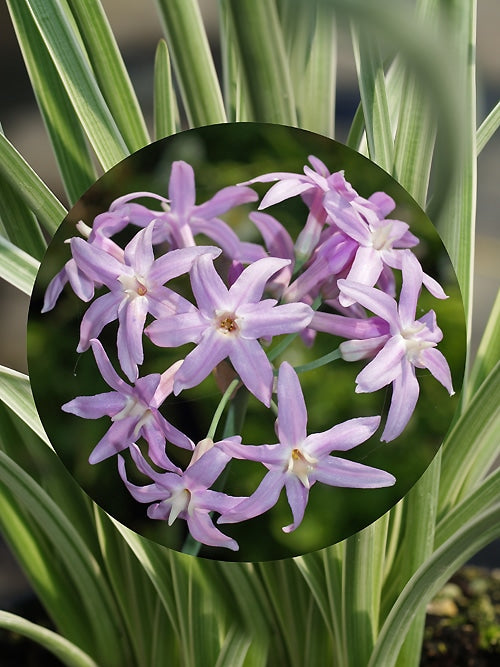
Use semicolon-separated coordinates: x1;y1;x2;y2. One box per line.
28;123;466;562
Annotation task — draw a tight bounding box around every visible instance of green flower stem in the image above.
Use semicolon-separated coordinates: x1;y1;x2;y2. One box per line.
154;0;226;126
206;378;241;441
293;348;342;375
225;0;297;125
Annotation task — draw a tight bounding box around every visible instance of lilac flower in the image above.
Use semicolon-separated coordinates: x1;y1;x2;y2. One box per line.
62;339;193;466
145;254;314;406
71;223;221;381
41;222;125;313
149;160;266;263
218;362;395;533
323;190;447;306
240;156;357;258
118;438;247;551
338;251;454;441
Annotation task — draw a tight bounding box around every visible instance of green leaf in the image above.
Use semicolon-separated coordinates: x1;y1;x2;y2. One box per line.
19;0;129;170
225;0;297;125
0;367;50;446
393;453;441;667
66;0;150;152
0;174;46;261
435;467;500;549
7;0;97;205
343;515;389;667
439;362;500;516
476;100;500;155
0;450;130;666
0;611;99;667
218;0;251;122
0;236;39;295
278;0;337;136
368;501;500;667
155;0;227;126
468;288;500;397
0;133;67;235
351;25;394;171
154;39;179;140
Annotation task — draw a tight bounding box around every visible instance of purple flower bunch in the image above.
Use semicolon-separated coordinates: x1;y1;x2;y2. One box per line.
43;157;454;551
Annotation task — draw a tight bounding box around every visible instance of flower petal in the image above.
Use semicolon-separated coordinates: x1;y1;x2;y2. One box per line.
381;361;420;442
228;256;291;308
229;338;273;406
276;362;307;447
169;161;196;215
337;279;398;324
218;470;286;524
117;296;149;382
62;392;126;419
282;476;309;533
238;301;312;339
419;347;455;395
145;311;207;348
187;510;239;551
77;292;119;352
173;329;229;394
313;456;395;488
355;337;406;393
305;415;381;458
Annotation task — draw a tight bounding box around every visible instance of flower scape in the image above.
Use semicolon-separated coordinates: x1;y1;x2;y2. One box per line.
42;156;455;552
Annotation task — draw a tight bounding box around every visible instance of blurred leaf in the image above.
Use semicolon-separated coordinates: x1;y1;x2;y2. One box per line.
476;100;500;155
468;288;500;397
0;611;98;667
278;0;336;136
155;0;227;126
225;0;297;125
154;39;179;140
67;0;150;152
7;0;97;205
0;236;39;295
439;362;500;516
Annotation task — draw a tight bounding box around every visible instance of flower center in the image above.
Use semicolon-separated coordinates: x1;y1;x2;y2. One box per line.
118;274;148;298
168;488;191;525
400;323;435;363
215;311;239;335
371;223;393;251
287;448;316;488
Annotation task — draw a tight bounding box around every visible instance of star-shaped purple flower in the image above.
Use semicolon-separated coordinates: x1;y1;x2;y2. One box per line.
118;438;246;551
217;362;395;533
338;251;454;441
62;339;193;467
71;223;221;381
145;254;314;406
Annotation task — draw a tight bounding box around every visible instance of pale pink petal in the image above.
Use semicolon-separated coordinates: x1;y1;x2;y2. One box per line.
313;456;395;487
419;347;455;395
355;337;406;393
173;330;229;394
195;185;258;217
145;311;207;347
276;362;307;448
218;470;286;524
89;338;129;392
398;251;423;326
190;253;230;315
187;510;239;551
339;247;383;307
305;416;381;458
228;257;291;308
282;477;309;532
229;338;273;406
169;161;196;214
77;292;119;352
62;392;126;419
117;296;148;382
337;279;398;325
381;361;420;442
238;301;312;339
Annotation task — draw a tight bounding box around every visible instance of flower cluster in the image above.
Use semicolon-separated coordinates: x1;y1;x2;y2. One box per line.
43;157;454;551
